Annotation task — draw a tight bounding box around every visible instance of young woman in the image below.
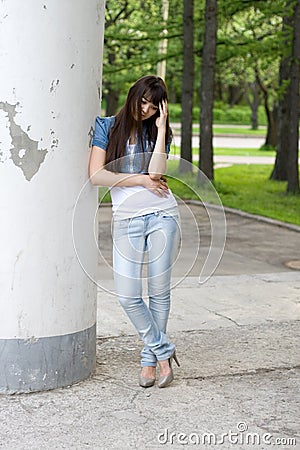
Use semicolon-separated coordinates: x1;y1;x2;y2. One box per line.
89;76;180;388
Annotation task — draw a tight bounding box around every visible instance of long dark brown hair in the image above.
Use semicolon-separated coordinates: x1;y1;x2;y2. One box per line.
105;76;172;169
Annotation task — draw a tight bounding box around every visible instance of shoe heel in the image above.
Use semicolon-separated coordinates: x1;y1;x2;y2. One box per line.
158;351;180;388
172;351;180;367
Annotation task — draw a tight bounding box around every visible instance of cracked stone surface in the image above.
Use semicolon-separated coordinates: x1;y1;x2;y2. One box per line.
97;272;300;337
0;323;299;449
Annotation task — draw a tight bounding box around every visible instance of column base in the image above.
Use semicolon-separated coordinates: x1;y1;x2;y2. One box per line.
0;324;96;394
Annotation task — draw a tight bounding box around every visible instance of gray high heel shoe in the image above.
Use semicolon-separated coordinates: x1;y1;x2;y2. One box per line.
158;351;180;388
139;368;156;388
139;375;155;388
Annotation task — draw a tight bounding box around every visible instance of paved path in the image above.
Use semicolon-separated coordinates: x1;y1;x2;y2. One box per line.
171;136;299;166
171;132;274;166
201;154;275;165
172;134;266;150
1;203;299;449
171;123;300;150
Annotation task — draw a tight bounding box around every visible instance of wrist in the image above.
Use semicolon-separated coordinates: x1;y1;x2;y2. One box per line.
137;174;147;187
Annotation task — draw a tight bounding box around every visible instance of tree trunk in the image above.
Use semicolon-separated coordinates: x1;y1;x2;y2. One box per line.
265;104;279;148
104;85;120;116
157;0;169;79
287;0;300;193
179;0;194;173
198;0;217;182
271;3;293;181
228;85;243;107
244;81;260;130
256;72;278;149
104;51;120;116
216;72;223;101
169;79;178;103
270;61;290;180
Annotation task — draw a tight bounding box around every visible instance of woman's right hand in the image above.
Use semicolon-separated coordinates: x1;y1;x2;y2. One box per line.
89;146;170;194
142;175;170;197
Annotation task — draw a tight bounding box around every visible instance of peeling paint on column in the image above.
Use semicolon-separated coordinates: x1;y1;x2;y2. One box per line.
50;79;60;93
50;129;59;150
88;126;94;147
0;101;47;181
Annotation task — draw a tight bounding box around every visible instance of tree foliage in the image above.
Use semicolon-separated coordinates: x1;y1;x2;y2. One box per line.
103;0;299;193
103;0;182;114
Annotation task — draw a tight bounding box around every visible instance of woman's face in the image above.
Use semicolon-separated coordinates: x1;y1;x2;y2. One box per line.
140;96;159;120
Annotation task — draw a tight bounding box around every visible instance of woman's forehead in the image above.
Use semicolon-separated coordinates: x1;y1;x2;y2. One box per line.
143;95;158;107
143;89;165;105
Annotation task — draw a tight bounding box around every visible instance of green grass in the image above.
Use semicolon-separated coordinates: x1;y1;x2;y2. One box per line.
214;165;300;225
98;161;300;226
165;162;300;226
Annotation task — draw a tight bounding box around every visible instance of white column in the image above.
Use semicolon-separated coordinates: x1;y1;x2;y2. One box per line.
0;0;105;393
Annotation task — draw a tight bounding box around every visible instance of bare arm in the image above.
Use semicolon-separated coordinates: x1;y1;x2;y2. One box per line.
147;100;168;180
88;146;169;196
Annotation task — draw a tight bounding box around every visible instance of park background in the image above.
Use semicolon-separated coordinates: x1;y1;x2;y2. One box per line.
101;0;300;225
0;3;299;446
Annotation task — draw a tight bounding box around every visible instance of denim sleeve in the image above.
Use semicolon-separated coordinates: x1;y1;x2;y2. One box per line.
166;132;173;157
92;116;115;150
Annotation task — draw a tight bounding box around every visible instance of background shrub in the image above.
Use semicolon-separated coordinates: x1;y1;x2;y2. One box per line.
168;103;267;126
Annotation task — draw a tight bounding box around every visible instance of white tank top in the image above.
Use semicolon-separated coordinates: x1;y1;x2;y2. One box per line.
111;144;177;219
110;185;178;219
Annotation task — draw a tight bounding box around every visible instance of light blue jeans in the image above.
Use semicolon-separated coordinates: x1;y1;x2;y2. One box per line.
113;209;180;367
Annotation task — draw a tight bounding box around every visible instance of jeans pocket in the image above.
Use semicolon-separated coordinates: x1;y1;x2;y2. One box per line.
113;218;131;239
158;212;181;227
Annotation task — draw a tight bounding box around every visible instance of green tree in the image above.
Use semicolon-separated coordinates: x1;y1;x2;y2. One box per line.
218;1;283;145
244;80;261;130
179;0;194;173
217;0;299;193
271;1;294;181
103;0;178;114
198;0;218;181
102;0;299;196
287;0;300;193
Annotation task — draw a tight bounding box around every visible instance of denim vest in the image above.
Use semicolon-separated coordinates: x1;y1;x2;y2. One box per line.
92;116;171;174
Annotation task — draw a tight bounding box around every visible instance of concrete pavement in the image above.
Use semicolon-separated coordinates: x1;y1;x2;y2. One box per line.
171;129;275;166
173;134;266;150
171;122;300;150
0;203;300;449
171;124;266;149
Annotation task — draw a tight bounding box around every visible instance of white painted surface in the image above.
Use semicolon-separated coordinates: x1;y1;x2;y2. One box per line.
0;1;106;338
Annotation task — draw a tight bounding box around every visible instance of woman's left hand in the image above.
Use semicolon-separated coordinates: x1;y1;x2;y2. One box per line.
156;100;168;128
